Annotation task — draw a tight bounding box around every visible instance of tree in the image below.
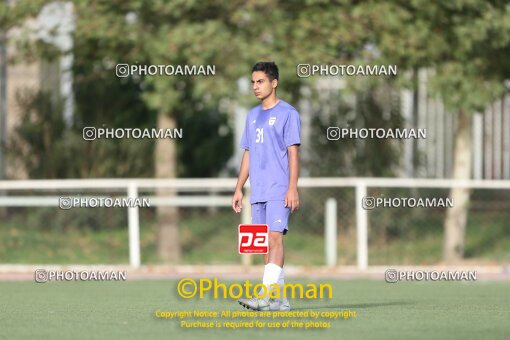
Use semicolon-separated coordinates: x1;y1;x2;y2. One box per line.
357;0;510;262
71;0;254;262
1;0;48;181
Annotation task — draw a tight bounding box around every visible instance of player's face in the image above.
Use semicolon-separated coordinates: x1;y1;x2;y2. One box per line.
252;71;277;101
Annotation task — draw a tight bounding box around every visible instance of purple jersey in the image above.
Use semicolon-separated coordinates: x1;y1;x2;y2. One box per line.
240;100;301;204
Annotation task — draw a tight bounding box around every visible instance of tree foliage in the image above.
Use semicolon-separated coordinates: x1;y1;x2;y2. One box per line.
8;0;510;178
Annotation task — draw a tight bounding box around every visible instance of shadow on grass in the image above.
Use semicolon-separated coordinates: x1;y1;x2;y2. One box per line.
292;301;414;310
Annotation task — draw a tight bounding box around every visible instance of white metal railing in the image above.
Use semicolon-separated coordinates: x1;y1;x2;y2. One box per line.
1;177;510;269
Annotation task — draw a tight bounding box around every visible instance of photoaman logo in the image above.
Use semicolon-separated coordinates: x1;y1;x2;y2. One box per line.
177;278;333;299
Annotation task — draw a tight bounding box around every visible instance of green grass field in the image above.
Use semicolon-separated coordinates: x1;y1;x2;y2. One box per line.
1;279;509;340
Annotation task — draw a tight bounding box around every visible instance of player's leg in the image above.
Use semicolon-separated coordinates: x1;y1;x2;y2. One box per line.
263;231;283;296
238;202;271;311
264;201;289;293
265;201;291;310
251;202;270;293
239;201;291;311
267;232;284;265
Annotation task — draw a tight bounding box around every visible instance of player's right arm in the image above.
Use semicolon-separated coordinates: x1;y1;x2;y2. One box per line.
232;150;249;213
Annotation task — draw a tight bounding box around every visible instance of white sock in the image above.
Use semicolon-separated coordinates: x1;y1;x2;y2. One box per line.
277;268;284;288
278;269;288;303
262;263;282;298
260;268;286;295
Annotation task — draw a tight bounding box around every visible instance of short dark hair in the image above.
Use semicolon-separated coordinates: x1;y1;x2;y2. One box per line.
252;61;279;81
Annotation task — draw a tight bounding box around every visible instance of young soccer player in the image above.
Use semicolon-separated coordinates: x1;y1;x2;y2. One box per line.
232;61;301;311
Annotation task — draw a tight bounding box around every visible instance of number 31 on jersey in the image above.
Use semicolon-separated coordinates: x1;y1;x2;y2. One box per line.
256;128;264;143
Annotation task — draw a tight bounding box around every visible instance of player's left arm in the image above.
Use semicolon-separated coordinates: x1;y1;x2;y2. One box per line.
285;145;299;213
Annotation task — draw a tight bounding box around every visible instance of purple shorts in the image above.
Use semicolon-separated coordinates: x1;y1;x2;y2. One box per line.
251;201;291;235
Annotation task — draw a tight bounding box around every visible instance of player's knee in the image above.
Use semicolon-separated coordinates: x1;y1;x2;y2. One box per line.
268;232;283;249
